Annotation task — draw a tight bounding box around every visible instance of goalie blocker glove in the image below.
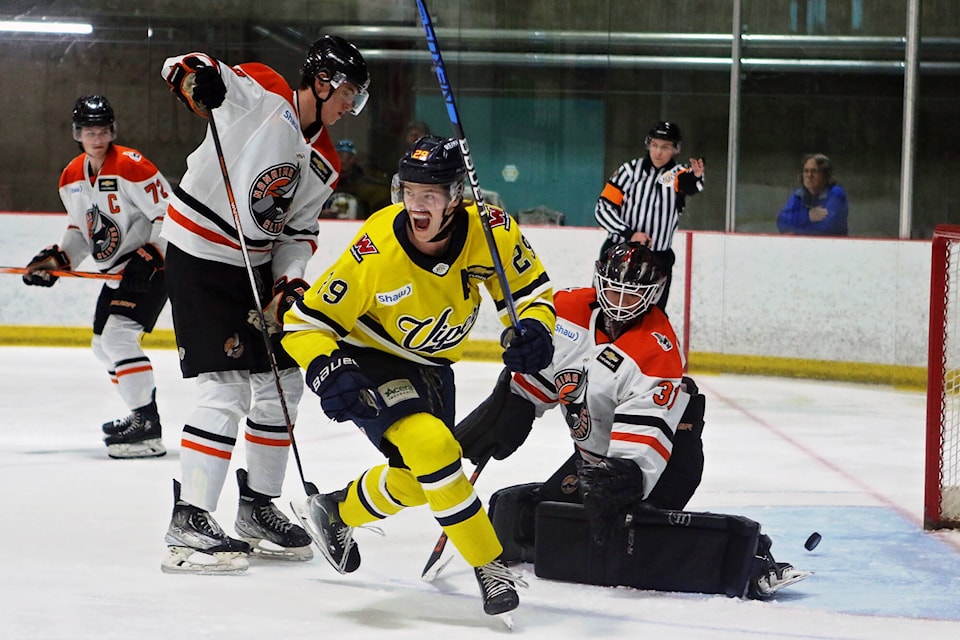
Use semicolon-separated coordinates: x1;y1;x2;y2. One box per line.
500;318;554;374
120;243;163;293
164;55;226;118
22;245;70;287
306;351;381;423
578;457;646;543
455;367;535;464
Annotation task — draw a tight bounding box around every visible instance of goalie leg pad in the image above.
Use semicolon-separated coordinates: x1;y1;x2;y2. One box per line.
534;502;761;597
488;483;543;563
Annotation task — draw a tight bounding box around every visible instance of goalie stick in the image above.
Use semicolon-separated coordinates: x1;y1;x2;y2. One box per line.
421;451;492;581
1;266;121;281
207;112;318;497
414;0;521;334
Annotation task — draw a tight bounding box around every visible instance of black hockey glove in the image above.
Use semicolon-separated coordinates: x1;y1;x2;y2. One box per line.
192;64;226;111
500;318;554;374
252;276;310;336
578;458;646;543
165;55;225;118
306;351;381;423
22;245;70;287
120;244;164;293
454;367;536;464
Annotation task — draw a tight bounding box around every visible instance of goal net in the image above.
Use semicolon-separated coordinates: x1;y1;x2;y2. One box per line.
926;224;960;529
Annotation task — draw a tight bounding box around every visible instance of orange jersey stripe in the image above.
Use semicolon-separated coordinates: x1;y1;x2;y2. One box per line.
181;439;233;460
610;432;671;462
514;372;555;403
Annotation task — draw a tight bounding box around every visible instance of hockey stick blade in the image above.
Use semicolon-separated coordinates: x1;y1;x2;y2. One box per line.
1;266;122;281
421;452;492;581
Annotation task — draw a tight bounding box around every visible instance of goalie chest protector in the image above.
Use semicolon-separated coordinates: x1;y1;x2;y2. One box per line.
534;501;761;597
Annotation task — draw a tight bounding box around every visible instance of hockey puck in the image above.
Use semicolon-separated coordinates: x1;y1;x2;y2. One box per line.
804;532;822;551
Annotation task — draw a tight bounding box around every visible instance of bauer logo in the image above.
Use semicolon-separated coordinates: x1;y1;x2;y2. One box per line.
378;378;419;407
376;284;413;306
597;347;623;372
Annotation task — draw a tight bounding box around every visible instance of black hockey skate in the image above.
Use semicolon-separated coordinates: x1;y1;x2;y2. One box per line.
102;401;165;459
748;534;811;598
474;557;527;616
162;479;251;575
234;468;313;561
291;487;360;574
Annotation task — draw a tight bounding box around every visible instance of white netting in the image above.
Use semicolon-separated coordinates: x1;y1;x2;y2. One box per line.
937;235;960;525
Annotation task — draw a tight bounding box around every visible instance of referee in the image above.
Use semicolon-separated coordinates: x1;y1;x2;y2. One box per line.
594;121;705;310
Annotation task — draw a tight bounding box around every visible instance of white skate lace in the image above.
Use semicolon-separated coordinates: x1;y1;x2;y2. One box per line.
477;561;529;598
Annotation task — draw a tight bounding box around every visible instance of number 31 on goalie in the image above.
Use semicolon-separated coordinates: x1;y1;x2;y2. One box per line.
653;380;682;409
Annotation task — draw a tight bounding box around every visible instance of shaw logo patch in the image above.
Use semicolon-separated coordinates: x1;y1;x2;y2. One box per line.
249;163;300;235
652;331;674;352
86;204;121;261
98;178;118;192
377;378;419;407
309;150;333;184
376;284;412;306
350;234;379;262
556;321;581;342
596;347;623;372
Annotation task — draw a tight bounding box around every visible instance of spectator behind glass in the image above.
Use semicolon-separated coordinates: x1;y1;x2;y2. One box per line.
321;138;391;219
776;153;849;236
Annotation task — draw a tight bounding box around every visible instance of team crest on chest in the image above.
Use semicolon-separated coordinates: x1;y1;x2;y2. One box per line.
86;204;121;261
249;163;300;235
554;368;590;441
350;234;379;262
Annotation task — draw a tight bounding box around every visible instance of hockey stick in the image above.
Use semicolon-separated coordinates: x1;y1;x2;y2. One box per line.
207;112;319;497
414;0;520;333
1;266;122;281
421;450;493;582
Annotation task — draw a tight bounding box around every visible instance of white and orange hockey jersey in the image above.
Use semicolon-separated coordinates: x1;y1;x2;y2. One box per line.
512;287;690;499
160;53;331;281
57;144;171;274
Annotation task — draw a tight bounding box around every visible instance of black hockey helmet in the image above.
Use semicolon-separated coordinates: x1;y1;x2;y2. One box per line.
301;35;370;115
645;121;682;146
397;135;466;191
72;94;116;141
594;241;669;324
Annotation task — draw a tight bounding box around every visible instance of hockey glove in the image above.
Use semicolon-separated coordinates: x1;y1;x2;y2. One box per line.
306;351;381;423
500;318;554;374
22;245;70;287
454;367;536;464
120;244;164;293
578;457;646;543
251;277;310;336
166;55;225;117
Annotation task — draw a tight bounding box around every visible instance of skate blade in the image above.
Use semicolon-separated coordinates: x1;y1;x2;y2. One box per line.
290;499;357;575
241;537;314;562
107;439;166;459
757;569;813;597
160;546;248;575
496;613;514;631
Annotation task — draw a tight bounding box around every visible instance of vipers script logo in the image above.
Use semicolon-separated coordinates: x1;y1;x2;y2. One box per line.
86;203;121;261
249;163;300;235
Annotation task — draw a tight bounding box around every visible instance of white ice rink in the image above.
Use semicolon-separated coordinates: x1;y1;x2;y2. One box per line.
2;345;959;639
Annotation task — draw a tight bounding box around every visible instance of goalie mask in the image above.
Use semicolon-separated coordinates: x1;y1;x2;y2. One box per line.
301;35;370;116
594;242;668;333
72;94;116;142
396;135;467;242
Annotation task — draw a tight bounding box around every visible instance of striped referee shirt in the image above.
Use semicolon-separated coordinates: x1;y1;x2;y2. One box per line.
595;156;704;251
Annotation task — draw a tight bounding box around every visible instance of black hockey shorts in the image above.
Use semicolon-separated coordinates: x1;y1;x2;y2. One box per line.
337;345;455;464
163;244;295;378
93;274;168;335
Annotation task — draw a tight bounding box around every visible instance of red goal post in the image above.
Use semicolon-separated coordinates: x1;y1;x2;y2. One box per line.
926;224;960;529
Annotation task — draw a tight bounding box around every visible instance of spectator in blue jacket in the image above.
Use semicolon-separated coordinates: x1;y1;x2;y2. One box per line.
776;153;848;236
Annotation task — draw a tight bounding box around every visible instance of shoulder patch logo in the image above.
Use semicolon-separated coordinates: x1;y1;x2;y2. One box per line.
98;178;118;192
309;150;333;184
652;331;674;352
486;206;509;229
350;234;379;262
121;150;142;162
596;347;623;372
249;163;300;236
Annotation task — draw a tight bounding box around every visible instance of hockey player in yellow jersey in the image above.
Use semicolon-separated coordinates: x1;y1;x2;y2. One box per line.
283;135;555;616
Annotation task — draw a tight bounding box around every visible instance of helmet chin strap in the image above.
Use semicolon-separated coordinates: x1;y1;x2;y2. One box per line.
301;79;329;139
425;201;464;243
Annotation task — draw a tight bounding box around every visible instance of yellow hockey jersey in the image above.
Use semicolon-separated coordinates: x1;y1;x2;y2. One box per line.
282;202;555;368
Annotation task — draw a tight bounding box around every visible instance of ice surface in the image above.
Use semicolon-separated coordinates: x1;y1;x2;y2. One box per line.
1;347;959;639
